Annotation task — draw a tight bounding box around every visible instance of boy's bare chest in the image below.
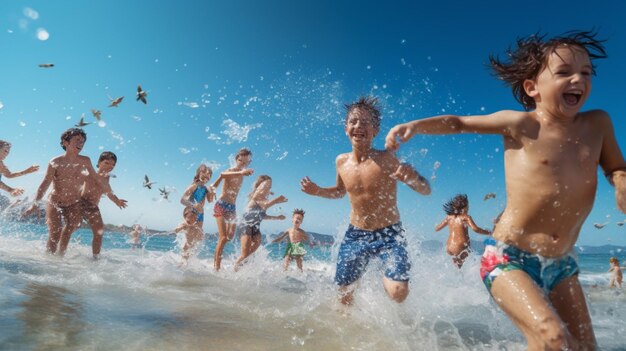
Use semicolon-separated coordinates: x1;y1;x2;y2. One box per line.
339;161;390;191
54;160;88;178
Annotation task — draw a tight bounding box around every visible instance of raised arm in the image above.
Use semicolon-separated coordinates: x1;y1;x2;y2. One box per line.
434;217;449;232
0;162;39;179
597;111;626;213
466;215;491;235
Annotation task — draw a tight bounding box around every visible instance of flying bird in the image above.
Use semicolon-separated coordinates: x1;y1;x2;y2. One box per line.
159;187;170;200
108;95;124;107
74;114;91;127
38;63;54;68
91;109;102;121
593;222;609;229
136;85;148;104
143;175;156;189
483;193;496;201
617;222;624;227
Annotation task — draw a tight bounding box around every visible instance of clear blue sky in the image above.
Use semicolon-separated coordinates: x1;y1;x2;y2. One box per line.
1;0;625;246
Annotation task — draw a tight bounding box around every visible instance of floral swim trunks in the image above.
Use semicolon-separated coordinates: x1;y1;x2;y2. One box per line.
213;200;236;221
480;238;579;293
334;222;410;286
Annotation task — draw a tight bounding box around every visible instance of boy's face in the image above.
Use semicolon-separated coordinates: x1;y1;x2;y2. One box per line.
525;46;592;118
98;159;116;173
63;135;86;153
184;211;197;224
292;213;303;226
345;109;379;146
236;154;251;168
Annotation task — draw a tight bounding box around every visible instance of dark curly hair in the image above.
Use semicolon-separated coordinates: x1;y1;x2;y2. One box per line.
443;194;468;215
345;96;381;129
489;30;607;110
60;128;87;150
293;208;305;217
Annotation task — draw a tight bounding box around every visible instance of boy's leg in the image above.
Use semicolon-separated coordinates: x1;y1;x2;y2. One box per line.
45;203;63;253
214;216;229;270
490;270;575;350
338;284;356;305
83;203;105;257
234;234;252;270
283;256;291;271
382;278;409;303
549;275;596;349
296;257;303;272
57;203;83;255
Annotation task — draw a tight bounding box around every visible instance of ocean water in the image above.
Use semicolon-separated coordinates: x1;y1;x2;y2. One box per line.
1;220;626;351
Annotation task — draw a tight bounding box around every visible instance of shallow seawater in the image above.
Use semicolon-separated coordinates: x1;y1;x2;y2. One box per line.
1;221;626;350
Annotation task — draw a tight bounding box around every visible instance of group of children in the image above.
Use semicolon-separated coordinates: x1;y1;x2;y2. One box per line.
2;30;626;350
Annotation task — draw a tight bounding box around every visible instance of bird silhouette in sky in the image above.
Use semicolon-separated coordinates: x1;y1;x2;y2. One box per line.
143;175;156;189
108;95;124;107
136;85;148;104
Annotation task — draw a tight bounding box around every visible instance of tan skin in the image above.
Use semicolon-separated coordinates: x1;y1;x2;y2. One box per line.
301;108;430;305
180;167;215;229
272;213;312;272
211;154;253;271
387;46;626;350
81;158;127;257
234;178;287;271
23;135;105;255
434;207;490;268
175;210;204;266
608;261;623;288
0;144;39;196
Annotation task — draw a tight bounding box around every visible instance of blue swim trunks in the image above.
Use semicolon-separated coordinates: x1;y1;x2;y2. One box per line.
335;222;410;286
480;240;579;293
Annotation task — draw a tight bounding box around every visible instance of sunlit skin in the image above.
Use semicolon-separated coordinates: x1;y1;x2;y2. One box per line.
386;45;626;350
0;143;39;196
175;208;204;266
180;165;215;230
301;107;430;305
607;259;623;288
234;178;287;271
211;153;254;271
81;157;128;258
24;134;105;255
434;206;491;268
272;213;313;272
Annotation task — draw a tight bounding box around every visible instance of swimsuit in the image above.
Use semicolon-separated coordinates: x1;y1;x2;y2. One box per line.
189;185;208;222
213;199;236;220
80;198;103;228
240;202;265;237
480;238;579;293
284;242;307;257
335;222;410;286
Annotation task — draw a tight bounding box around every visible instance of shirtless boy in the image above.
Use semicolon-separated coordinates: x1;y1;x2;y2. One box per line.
386;31;626;350
301;97;430;304
434;194;490;268
24;128;104;255
80;151;127;258
175;206;205;266
272;209;313;272
211;148;254;271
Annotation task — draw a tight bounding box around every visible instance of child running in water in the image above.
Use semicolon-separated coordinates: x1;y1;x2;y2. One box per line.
301;97;431;305
212;148;254;271
234;175;287;271
435;194;491;268
180;164;215;230
0;140;39;196
175;206;204;266
129;224;142;249
272;208;313;272
608;257;623;288
386;31;626;350
80;151;128;258
24;128;105;255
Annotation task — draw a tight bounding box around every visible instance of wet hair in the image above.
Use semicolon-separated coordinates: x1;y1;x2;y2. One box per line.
344;96;381;129
489;30;607;110
293;208;305;217
193;164;212;183
249;174;271;200
60;128;87;150
610;257;619;265
98;151;117;164
183;206;195;218
235;148;252;160
0;140;10;151
443;194;468;215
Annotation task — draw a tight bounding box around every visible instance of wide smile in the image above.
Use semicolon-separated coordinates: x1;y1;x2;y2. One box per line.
562;89;583;106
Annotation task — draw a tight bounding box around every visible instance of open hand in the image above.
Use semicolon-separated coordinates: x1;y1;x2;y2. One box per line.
300;176;320;195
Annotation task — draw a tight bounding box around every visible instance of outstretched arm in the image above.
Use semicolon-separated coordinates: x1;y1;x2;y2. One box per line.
434;217;449;232
106;192;128;209
466;216;491;235
391;162;430;195
272;231;289;243
0;162;39;179
23;162;54;216
264;214;286;221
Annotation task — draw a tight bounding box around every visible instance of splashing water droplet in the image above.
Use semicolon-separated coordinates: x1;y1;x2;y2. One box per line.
552;201;561;208
98;121;106;128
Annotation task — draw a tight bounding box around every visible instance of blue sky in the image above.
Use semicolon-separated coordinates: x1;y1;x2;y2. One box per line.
1;0;625;246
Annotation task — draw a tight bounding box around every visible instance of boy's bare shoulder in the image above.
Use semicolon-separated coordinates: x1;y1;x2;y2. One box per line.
579;109;611;124
335;153;350;165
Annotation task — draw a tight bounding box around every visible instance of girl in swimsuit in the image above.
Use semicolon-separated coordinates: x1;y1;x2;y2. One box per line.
180;164;215;230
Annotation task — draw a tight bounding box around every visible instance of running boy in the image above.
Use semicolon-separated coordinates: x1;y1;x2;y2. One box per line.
0;140;39;196
24;128;104;255
435;194;491;268
301;96;431;305
272;209;313;272
211;148;254;271
80;151;128;258
608;257;623;288
386;31;626;350
175;206;205;266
